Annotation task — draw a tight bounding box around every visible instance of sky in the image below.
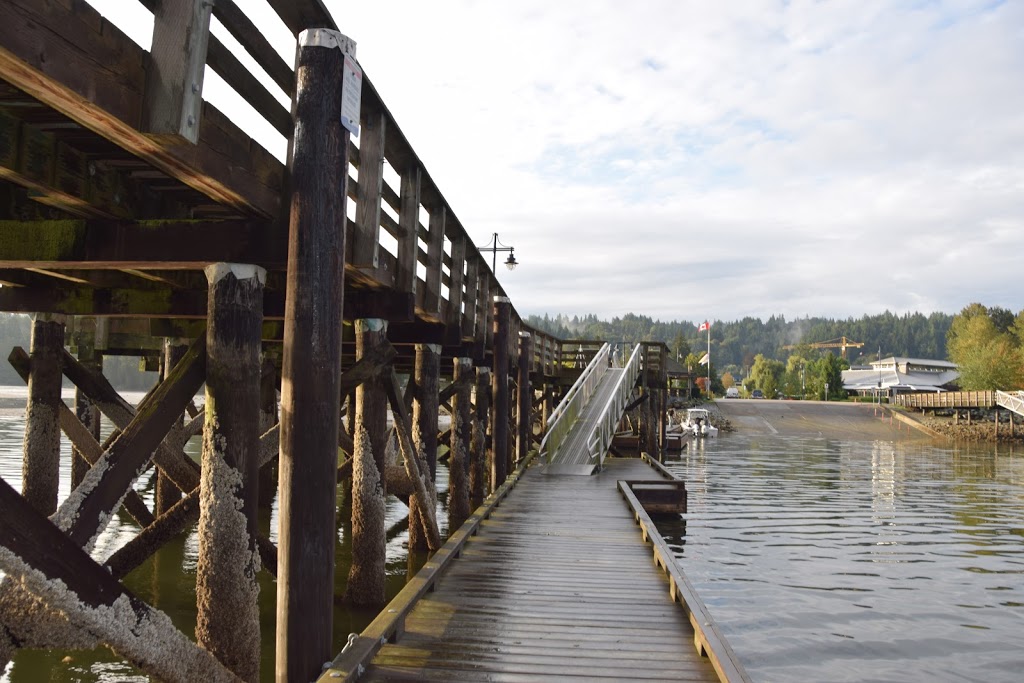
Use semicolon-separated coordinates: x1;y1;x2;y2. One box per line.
86;0;1023;324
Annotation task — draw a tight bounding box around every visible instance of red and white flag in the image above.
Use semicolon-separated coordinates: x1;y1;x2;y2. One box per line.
698;321;709;332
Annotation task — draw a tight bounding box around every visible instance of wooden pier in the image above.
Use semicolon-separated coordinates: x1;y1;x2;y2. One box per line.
325;455;747;683
0;1;731;681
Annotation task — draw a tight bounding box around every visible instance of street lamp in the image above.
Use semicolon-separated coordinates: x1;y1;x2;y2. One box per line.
478;232;518;273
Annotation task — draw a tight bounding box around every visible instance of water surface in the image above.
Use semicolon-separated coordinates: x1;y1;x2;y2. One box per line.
666;434;1024;682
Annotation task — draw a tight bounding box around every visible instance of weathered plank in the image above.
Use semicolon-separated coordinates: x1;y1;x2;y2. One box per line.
0;0;282;216
322;459;723;683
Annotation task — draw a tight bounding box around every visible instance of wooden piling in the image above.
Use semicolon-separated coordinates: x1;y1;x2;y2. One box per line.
516;332;532;465
409;343;440;552
71;341;101;491
195;263;264;682
448;358;473;532
257;355;279;509
471;367;491;507
156;339;188;515
346;319;388;606
22;314;65;516
491;297;511;491
276;28;352;683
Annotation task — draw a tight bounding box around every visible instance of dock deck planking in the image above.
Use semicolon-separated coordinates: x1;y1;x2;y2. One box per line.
360;458;720;682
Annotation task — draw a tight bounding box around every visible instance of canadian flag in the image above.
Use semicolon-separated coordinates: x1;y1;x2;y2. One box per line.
698;321;709;332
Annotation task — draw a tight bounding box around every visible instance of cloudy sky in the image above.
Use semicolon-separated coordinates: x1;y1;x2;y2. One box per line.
89;0;1023;324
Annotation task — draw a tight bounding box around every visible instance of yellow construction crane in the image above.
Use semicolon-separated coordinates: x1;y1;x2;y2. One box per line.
783;336;865;360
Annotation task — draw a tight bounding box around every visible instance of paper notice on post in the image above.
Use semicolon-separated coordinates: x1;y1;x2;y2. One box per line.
341;54;362;137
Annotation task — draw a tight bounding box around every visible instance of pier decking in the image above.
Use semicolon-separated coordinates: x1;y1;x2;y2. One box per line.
326;458;730;683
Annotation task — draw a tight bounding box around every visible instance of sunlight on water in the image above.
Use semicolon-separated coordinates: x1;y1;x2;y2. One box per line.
666;435;1024;683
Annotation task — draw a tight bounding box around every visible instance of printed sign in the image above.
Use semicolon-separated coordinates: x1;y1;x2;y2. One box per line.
341;54;362;137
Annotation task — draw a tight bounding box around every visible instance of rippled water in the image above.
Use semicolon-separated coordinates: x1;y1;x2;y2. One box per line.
665;434;1024;683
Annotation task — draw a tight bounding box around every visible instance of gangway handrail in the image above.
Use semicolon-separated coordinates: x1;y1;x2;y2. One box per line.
585;343;642;470
996;390;1024;418
540;343;610;462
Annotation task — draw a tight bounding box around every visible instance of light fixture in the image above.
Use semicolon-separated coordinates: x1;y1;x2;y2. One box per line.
478;233;520;274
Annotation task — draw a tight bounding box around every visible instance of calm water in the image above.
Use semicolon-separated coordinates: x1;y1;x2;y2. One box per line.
665;434;1024;683
0;387;445;683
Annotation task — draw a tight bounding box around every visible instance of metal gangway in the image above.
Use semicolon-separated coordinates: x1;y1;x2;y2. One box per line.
996;390;1024;417
539;342;642;473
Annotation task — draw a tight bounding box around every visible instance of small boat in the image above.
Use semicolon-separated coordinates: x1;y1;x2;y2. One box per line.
682;408;719;438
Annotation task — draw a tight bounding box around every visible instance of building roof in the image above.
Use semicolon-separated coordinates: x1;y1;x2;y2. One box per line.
870;356;957;370
842;367;960;392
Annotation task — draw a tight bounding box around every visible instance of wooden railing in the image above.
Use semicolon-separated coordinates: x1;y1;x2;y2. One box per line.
894;391;996;410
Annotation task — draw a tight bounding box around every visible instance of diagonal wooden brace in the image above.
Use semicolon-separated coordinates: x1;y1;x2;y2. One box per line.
8;347;154;528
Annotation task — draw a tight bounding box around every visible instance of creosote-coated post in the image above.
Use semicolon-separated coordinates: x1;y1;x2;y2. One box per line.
516;332;532;465
470;367;490;507
196;263;264;682
276;28;352;683
410;343;440;551
23;314;65;516
448;358;473;532
491;297;511;491
156;339;188;515
71;342;101;491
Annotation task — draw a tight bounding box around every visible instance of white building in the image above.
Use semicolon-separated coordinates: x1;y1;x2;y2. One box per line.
842;356;959;395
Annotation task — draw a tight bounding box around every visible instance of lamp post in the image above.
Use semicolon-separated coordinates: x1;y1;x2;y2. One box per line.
478;232;518;273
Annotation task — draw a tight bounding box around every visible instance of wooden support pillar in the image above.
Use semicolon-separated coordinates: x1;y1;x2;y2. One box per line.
658;387;667;463
471;367;490;508
72;340;101;491
516;333;532;465
258;355;279;509
542;384;553;435
22;313;65;516
346;319;388;606
409;343;440;551
195;263;264;682
414;344;441;479
448;358;473;532
276;28;352;683
491;297;511;492
156;339;189;515
384;371;441;551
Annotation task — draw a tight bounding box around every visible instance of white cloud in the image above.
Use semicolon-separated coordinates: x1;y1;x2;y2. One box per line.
85;0;1024;322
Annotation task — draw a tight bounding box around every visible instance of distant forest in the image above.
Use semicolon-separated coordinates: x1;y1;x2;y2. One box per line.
0;313;158;390
0;310;955;391
525;311;954;376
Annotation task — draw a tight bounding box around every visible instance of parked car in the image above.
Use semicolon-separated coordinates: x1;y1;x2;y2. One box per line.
725;387;740;399
751;389;764;399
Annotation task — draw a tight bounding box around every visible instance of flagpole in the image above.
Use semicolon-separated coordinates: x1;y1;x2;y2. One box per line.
706;323;711;397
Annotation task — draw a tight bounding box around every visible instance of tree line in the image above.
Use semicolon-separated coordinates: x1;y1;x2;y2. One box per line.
527;310;953;371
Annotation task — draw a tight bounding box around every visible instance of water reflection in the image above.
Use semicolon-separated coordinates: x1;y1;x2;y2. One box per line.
0;392;440;683
665;434;1024;682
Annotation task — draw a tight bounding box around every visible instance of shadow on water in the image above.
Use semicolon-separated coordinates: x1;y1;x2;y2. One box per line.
658;432;1024;683
0;403;449;683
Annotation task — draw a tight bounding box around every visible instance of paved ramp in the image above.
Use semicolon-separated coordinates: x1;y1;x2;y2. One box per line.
716;399;930;440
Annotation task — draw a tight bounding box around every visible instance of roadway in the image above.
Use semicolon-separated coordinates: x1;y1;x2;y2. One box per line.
715;399;931;440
